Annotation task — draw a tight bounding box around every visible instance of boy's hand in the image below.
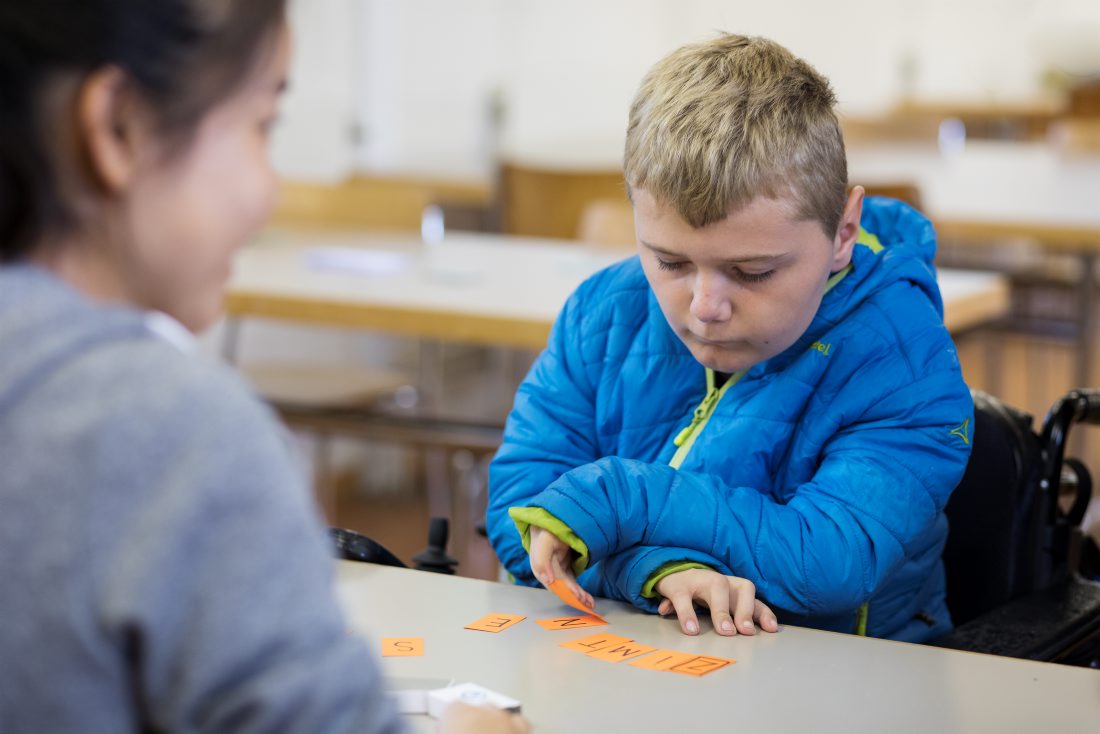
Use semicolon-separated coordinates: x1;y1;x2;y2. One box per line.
528;525;595;611
655;568;778;636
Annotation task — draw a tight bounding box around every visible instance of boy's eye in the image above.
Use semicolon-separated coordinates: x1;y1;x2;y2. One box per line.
656;257;685;272
734;269;775;284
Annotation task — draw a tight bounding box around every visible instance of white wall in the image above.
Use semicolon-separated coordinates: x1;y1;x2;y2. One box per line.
274;0;1100;181
356;0;506;177
271;0;359;180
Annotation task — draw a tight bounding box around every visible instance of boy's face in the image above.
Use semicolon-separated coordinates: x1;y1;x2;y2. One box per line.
634;188;861;374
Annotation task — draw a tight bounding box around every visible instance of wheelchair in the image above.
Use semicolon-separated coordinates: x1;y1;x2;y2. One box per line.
330;388;1100;667
330;516;459;574
932;389;1100;667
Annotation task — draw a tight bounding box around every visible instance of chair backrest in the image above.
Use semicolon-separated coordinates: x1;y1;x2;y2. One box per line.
941;390;1045;626
1049;117;1100;154
860;183;924;212
577;198;636;247
498;162;625;239
273;176;491;231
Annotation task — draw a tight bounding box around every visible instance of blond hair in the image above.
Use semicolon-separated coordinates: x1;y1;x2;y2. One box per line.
624;34;847;236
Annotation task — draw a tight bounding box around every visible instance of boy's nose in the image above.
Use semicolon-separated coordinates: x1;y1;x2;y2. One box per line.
690;273;732;323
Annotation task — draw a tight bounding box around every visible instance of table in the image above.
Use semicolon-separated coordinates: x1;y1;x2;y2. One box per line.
336;562;1100;733
848;141;1100;247
227;229;1009;345
889;99;1064;141
848;140;1100;382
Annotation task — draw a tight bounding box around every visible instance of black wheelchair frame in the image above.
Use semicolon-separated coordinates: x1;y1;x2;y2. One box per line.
330;389;1100;667
932;389;1100;666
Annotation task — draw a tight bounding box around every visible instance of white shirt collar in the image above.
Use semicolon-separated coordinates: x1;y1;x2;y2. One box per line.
143;311;196;353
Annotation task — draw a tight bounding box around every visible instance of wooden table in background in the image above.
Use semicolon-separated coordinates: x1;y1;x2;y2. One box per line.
227;229;1009;345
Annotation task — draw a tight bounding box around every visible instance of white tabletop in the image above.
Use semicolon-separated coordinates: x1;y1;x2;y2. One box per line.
337;563;1100;734
848;140;1100;242
232;230;624;325
227;230;1008;347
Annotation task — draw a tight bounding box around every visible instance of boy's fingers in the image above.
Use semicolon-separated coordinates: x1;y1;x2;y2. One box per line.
668;591;700;636
551;552;578;590
706;580;736;636
529;553;553;587
657;598;673;616
568;576;595;612
754;600;779;632
527;528;552;585
731;579;758;635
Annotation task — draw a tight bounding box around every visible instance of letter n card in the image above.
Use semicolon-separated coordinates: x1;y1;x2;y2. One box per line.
535;615;608;630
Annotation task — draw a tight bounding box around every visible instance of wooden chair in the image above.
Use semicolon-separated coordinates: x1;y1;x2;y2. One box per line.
498;162;625;240
840;112;945;147
1068;81;1100;117
1049;117;1100;154
576;198;635;247
575;185;925;250
858;182;924;212
273;175;491;231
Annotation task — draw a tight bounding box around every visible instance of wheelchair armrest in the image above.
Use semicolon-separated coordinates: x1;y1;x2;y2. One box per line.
931;575;1100;665
330;527;407;568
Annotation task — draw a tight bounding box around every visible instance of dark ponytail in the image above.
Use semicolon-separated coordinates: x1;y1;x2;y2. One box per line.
0;0;286;262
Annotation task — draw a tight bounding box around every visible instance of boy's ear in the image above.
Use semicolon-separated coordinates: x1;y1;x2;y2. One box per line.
831;186;864;271
75;67;156;194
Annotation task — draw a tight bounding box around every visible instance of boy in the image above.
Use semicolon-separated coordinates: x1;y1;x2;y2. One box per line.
487;34;972;643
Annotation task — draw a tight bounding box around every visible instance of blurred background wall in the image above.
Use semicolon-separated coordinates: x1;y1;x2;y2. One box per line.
272;0;1100;181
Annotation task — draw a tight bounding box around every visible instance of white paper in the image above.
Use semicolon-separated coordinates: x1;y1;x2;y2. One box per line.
305;247;412;275
427;682;522;719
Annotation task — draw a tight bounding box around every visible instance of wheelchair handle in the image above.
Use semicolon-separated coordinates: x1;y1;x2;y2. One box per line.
1040;389;1100;460
1038;387;1100;530
1072;389;1100;425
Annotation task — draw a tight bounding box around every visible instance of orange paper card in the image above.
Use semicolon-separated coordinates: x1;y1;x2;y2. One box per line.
381;637;424;657
587;641;658;663
670;654;734;676
628;649;699;671
559;632;633;653
547;579;605;620
464;614;527;633
535;615;609;630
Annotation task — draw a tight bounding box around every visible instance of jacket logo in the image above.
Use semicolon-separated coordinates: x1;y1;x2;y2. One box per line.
810;341;832;357
950;419;970;445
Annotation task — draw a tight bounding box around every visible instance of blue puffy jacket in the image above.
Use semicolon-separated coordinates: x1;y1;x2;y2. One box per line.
488;197;973;642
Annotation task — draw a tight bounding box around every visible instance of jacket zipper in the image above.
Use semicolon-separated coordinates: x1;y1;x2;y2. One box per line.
669;368;742;469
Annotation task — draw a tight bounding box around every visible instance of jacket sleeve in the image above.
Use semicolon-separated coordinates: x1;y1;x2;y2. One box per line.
582;546;731;611
518;359;973;616
487;286;602;584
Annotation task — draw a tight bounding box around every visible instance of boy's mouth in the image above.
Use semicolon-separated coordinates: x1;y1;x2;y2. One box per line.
689;332;741;347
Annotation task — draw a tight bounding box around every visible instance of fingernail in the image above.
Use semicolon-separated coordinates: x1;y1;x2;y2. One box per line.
741;620;755;632
686;620;699;634
721;620;735;634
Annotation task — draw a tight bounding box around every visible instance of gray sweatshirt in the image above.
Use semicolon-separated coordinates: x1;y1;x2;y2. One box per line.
0;265;403;733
